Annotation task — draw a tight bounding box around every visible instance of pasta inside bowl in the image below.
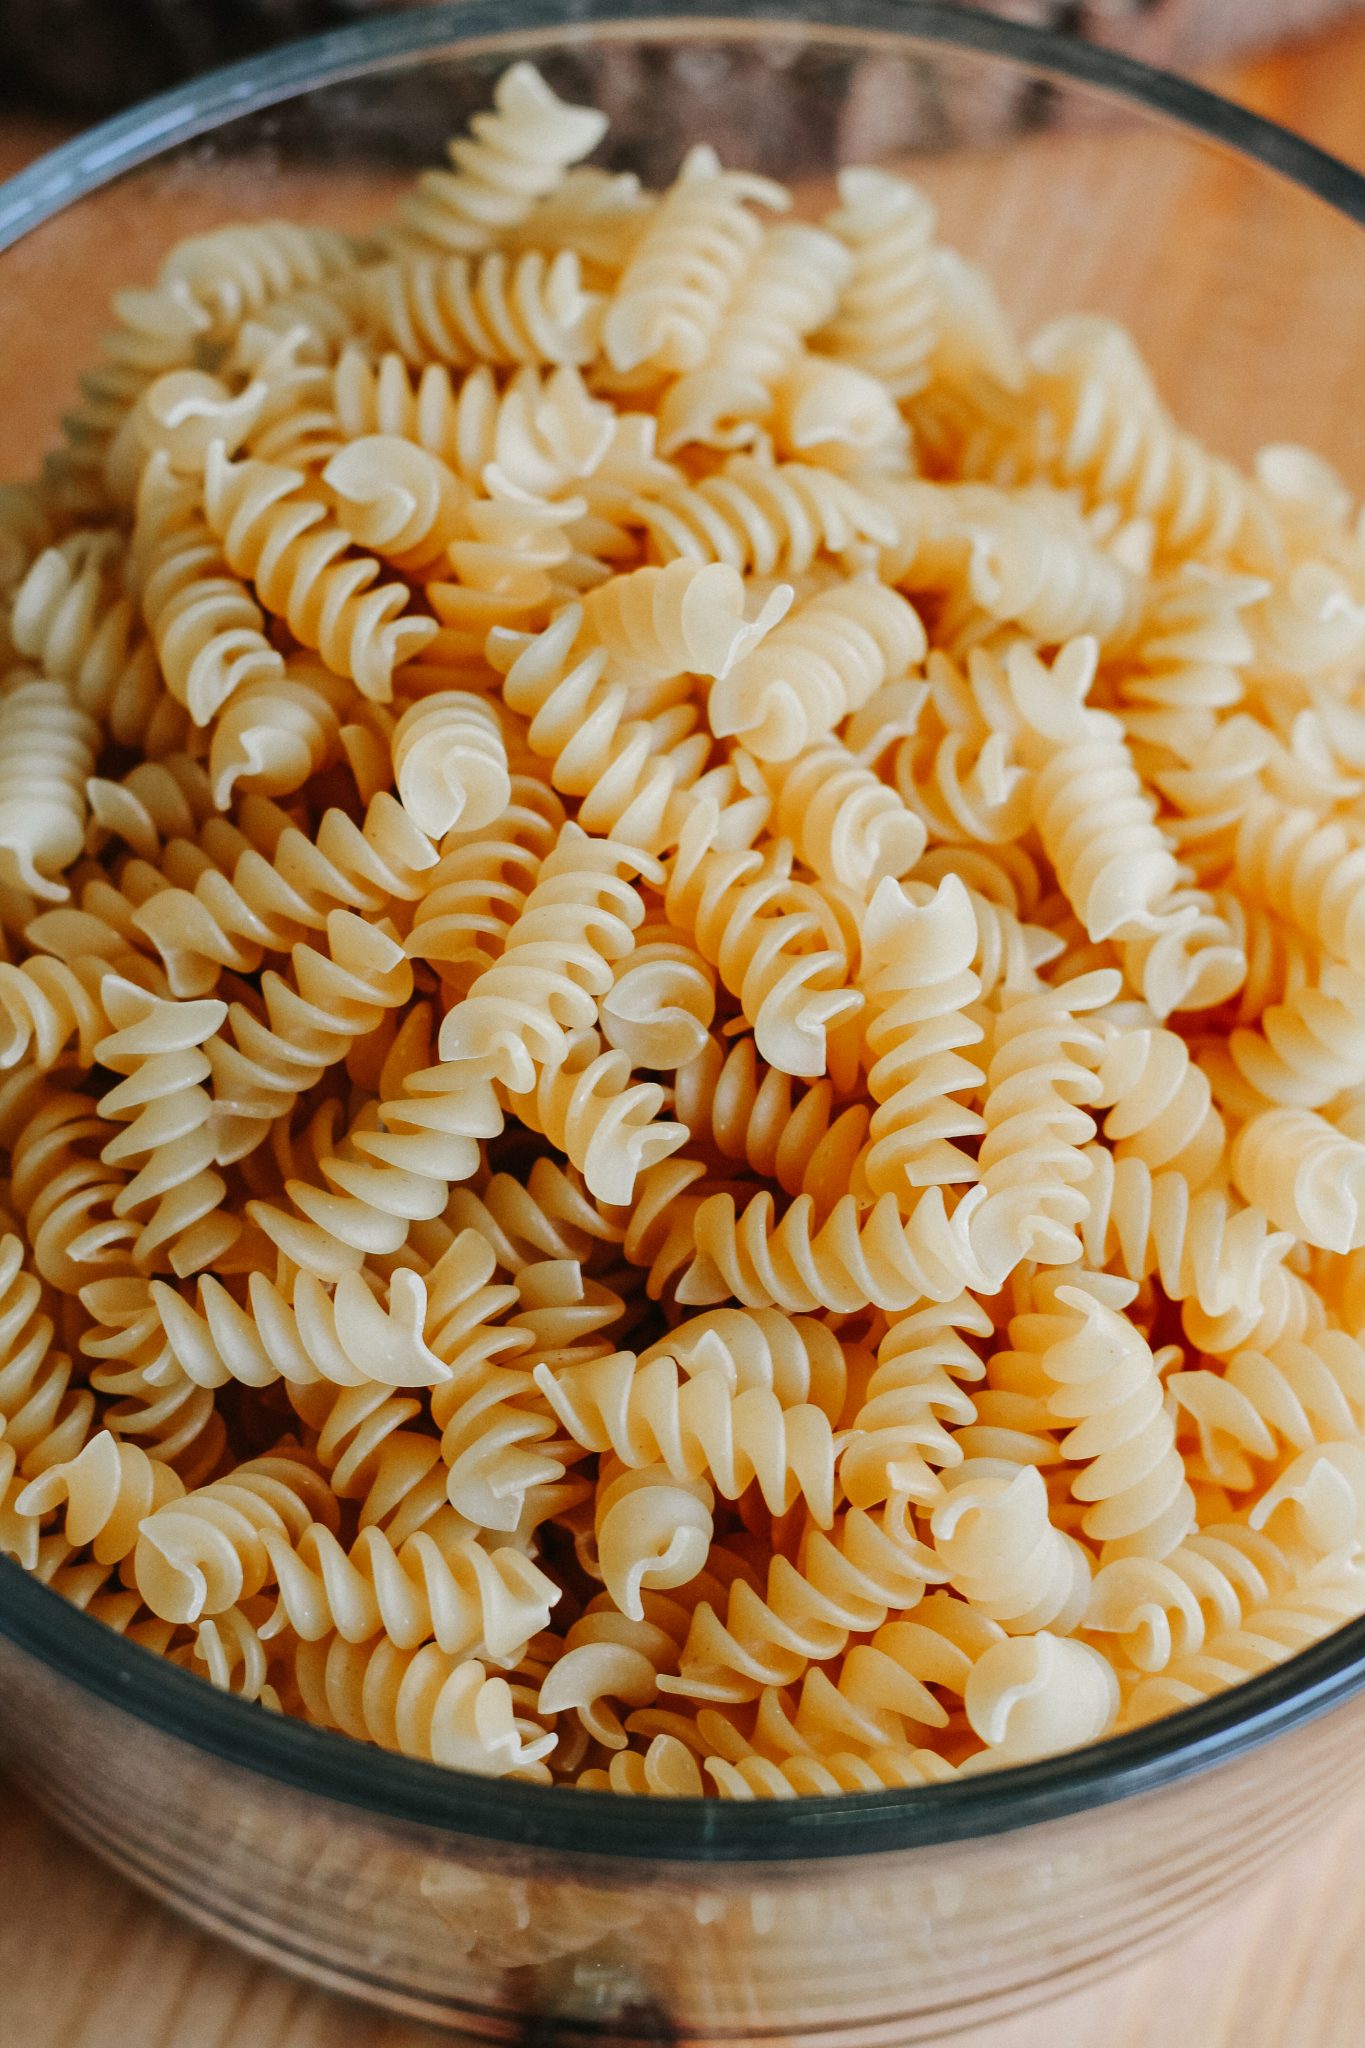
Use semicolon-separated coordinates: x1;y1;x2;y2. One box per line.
3;5;1365;2037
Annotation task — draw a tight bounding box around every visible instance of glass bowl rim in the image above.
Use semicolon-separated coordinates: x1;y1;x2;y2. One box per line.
3;0;1365;1863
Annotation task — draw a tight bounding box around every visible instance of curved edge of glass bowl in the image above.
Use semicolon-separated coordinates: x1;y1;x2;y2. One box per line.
6;1553;1365;1860
4;0;1365;1861
2;0;1365;254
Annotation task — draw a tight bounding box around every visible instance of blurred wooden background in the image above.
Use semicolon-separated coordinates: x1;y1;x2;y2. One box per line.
4;12;1365;2048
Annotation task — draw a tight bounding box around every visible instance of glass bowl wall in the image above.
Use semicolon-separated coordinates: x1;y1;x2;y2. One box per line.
4;6;1365;2040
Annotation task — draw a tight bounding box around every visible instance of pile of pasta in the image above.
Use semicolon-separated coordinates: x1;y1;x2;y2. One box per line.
2;63;1365;1799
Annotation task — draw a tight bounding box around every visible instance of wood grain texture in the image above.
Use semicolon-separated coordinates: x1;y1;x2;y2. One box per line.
3;19;1365;2046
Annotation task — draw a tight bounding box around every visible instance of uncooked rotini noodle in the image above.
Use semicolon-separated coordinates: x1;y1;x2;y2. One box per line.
0;679;100;900
437;820;658;1091
322;435;467;572
598;920;715;1071
403;775;565;993
816;168;936;401
156;221;356;349
601;145;785;377
1085;1521;1309;1673
856;874;986;1199
671;1032;868;1212
502;1028;688;1204
961;1631;1118;1768
762;733;926;895
1093;1018;1225;1185
976;970;1117;1266
108;365;270;498
86;754;215;862
0;1231;92;1567
388;691;511;839
154;1263;452;1393
131;451;286;725
10;537;187;753
1232;789;1365;973
929;1458;1091;1632
709;580;924;759
204;911;413;1132
1016;314;1279;570
207;659;346;809
202;446;438;701
663;801;862;1079
15;1429;184;1564
12;59;1365;1795
1026;1274;1194;1560
363;248;602;370
1122;1568;1365;1727
395;63;608;257
259;1517;559;1662
294;1635;554;1776
771;354;909;474
94;976;238;1275
535;1341;839;1524
635;456;897;578
838;1295;988;1512
1231;1105;1365;1253
662;1506;942;1701
126;790;440;998
656;221;851;453
487;605;710;854
579;557;788;688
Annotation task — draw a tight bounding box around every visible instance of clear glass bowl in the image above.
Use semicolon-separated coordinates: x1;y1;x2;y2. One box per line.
3;5;1365;2040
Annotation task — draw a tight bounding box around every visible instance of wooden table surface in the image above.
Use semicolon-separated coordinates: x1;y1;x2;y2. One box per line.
5;18;1365;2046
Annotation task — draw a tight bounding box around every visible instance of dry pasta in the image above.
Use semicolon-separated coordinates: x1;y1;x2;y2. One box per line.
6;63;1365;1797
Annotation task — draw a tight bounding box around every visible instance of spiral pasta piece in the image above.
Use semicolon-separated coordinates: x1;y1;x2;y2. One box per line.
10;540;185;753
664;801;862;1079
663;1506;942;1701
15;1428;184;1564
671;1032;868;1213
0;1233;92;1565
488;604;711;856
535;1343;838;1524
839;1296;989;1512
1084;1522;1308;1673
201;445;439;700
1018;315;1278;569
260;1517;559;1663
1094;1018;1225;1186
321;434;467;576
389;690;511;838
710;581;925;761
763;736;926;895
1122;1569;1365;1726
1233;790;1365;973
294;1635;554;1775
656;220;851;453
1029;1276;1194;1559
154;1260;453;1394
856;874;986;1199
396;63;608;257
133;1447;338;1622
635;455;897;578
976;970;1116;1267
363;247;602;370
929;1458;1091;1633
0;679;100;900
817;167;936;399
1232;1105;1365;1253
503;1030;687;1206
435;820;657;1091
207;659;346;809
126;789;440;997
404;774;565;993
602;144;785;376
93;977;236;1275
